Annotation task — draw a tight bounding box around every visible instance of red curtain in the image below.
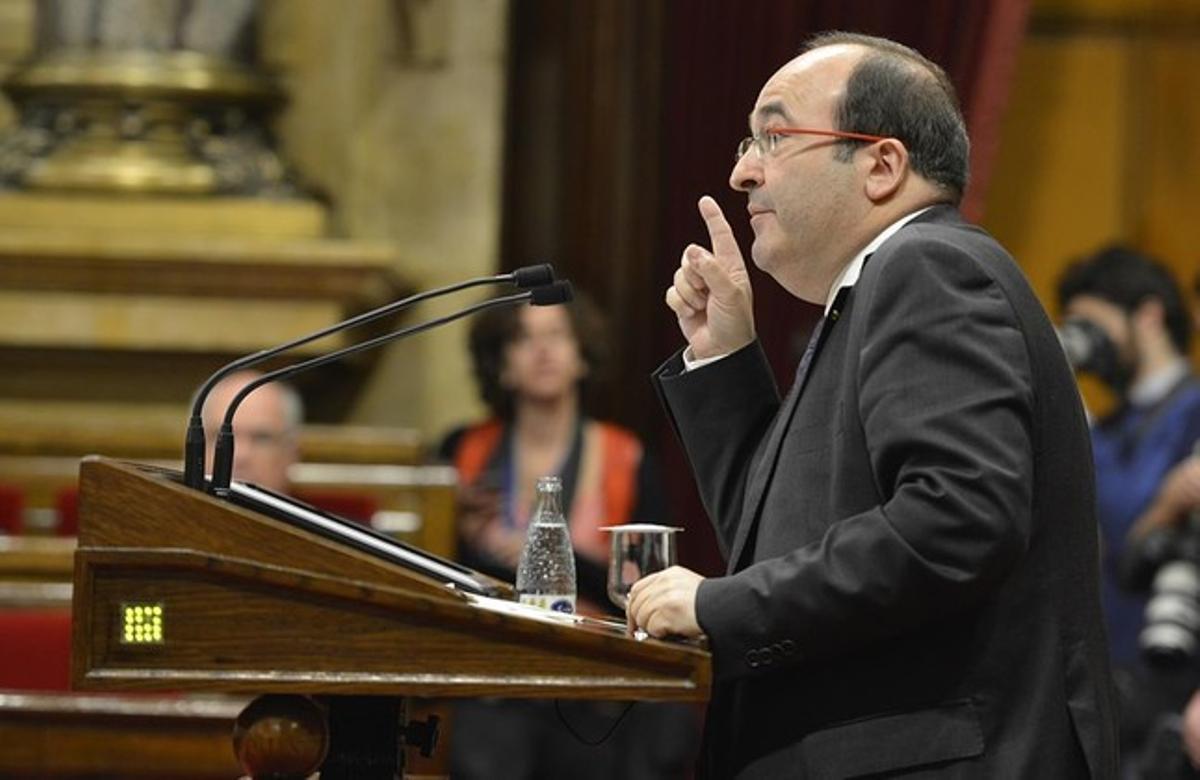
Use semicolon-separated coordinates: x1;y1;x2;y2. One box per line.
657;0;1032;572
498;1;1032;573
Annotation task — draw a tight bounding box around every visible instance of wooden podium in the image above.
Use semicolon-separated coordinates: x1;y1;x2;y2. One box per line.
71;458;710;778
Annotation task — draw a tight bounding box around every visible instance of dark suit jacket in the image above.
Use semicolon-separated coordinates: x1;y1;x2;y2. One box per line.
655;207;1119;778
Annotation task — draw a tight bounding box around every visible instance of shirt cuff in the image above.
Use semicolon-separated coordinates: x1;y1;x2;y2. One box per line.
682;346;730;372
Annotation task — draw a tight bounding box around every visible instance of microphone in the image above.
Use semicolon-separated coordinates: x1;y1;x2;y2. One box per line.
530;280;573;306
182;264;556;490
512;264;556;288
209;280;574;494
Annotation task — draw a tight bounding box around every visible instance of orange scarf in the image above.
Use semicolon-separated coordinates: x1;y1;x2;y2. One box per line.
453;418;642;561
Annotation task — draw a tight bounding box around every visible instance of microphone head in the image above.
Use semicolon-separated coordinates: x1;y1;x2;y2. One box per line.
512;263;556;289
530;280;573;306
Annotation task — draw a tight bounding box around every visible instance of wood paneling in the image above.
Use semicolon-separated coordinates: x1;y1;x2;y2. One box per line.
71;458;709;701
0;691;244;779
1136;40;1200;288
983;0;1200;412
984;34;1131;308
1035;0;1200;25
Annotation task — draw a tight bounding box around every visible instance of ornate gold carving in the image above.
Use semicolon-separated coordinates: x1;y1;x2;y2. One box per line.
0;7;301;196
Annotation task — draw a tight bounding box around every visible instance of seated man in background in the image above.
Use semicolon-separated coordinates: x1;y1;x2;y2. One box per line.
1058;247;1200;777
201;370;302;494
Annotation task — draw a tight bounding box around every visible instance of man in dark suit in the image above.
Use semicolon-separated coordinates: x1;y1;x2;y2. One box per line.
627;32;1119;778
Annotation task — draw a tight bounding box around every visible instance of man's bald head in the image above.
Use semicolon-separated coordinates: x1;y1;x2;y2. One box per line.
200;370;302;494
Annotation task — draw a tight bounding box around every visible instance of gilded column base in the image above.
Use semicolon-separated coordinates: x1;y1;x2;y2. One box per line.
1;49;293;197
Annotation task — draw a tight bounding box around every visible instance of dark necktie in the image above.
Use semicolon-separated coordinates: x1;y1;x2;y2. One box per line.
793;314;828;390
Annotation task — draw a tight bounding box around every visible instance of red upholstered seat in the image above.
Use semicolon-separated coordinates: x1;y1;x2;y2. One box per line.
0;483;24;535
0;608;72;691
55;486;80;536
1;488;73;692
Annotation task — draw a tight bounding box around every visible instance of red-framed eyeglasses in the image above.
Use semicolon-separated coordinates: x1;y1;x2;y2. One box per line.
735;127;888;162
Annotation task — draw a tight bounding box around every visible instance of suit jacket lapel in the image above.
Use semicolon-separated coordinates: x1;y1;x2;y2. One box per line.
727;288;849;572
726;357;809;572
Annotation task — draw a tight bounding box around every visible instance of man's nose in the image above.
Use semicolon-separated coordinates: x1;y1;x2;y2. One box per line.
730;151;762;192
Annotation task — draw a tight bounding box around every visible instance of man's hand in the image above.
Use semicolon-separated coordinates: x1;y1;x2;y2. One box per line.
456;484;523;567
456;484;501;545
1130;457;1200;539
665;196;755;359
1183;689;1200;767
626;565;705;639
1159;458;1200;516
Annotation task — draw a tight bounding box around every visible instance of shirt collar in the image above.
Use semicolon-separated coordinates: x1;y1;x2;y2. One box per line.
824;206;935;315
1128;358;1190;407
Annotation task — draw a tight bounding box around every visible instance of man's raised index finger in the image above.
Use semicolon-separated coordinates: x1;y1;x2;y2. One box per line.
698;195;741;261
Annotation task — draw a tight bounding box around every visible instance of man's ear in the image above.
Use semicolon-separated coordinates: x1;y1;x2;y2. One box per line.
862;138;908;202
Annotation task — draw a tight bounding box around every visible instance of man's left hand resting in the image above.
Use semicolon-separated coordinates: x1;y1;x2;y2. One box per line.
627;565;705;639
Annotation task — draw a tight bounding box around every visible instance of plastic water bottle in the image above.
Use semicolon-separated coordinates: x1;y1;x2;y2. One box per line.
515;476;577;613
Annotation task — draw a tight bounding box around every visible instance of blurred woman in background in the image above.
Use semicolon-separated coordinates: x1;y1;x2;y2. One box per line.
440;293;697;779
440;293;664;615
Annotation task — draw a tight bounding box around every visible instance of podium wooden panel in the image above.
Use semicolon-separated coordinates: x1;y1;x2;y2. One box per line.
71;457;710;777
0;691;244;779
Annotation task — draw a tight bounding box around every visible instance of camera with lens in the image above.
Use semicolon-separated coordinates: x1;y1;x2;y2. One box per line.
1057;317;1120;377
1120;520;1200;667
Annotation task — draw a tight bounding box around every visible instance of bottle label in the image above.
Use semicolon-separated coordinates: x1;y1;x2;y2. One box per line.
518;593;576;614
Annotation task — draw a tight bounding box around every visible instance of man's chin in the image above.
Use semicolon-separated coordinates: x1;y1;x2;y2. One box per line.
749;240;780;274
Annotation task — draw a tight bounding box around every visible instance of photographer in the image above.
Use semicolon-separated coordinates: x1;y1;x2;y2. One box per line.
1130;452;1200;775
1059;246;1200;776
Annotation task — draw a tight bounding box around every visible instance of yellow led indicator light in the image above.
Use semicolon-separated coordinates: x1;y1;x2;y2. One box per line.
119;602;165;645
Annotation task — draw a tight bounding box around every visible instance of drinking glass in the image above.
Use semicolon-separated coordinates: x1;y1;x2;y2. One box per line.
600;524;682;619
